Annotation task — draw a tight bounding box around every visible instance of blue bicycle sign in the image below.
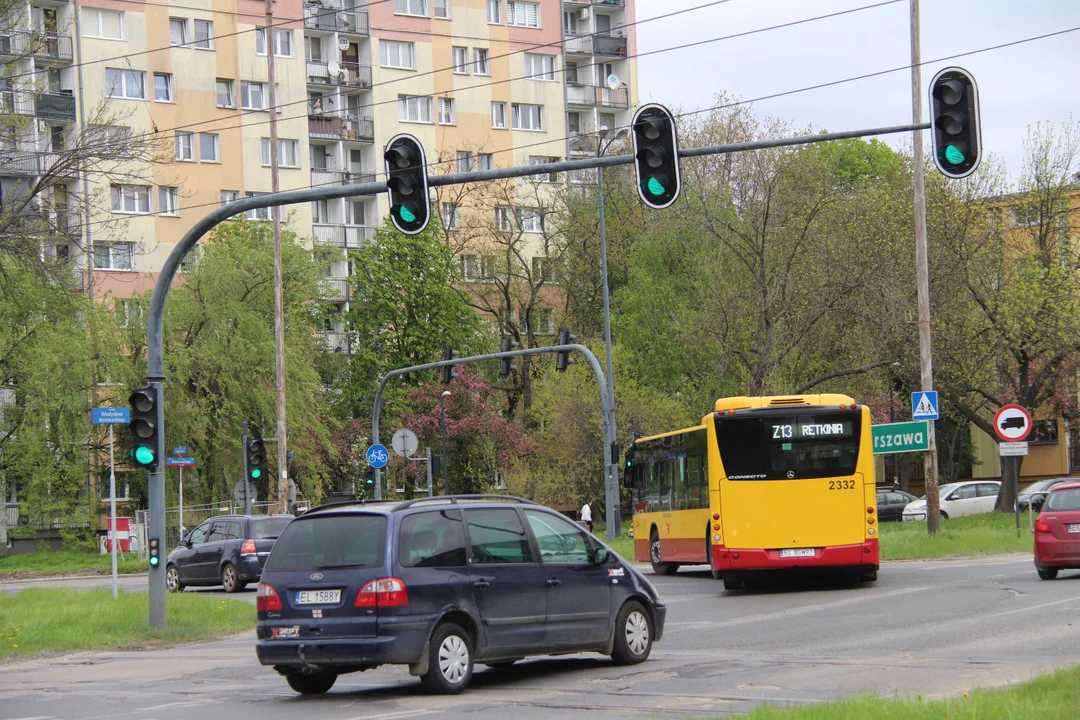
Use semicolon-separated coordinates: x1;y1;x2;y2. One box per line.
366;444;390;468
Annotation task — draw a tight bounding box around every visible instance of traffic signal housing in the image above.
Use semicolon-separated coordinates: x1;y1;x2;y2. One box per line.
555;328;576;372
632;103;681;209
384;133;430;234
128;385;159;471
441;345;460;384
246;429;267;483
148;537;160;568
929;67;981;179
499;336;519;379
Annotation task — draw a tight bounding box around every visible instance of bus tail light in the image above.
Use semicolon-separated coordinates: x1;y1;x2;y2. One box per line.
712;513;720;520
867;507;874;514
713;523;721;531
867;517;875;525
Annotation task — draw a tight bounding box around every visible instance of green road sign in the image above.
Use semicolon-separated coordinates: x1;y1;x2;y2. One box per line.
872;421;930;455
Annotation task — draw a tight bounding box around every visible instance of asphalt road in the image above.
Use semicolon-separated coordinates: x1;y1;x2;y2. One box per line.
3;555;1080;719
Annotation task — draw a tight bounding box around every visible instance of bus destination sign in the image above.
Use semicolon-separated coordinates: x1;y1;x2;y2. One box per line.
771;421;853;441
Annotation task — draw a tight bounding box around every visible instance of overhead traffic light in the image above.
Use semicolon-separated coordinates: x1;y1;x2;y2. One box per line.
246;428;267;483
498;336;519;379
631;103;681;210
441;345;460;384
555;328;576;372
148;537;160;568
384;133;430;234
128;385;159;471
929;67;981;179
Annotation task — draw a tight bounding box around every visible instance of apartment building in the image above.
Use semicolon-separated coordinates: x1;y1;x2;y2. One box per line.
1;0;638;348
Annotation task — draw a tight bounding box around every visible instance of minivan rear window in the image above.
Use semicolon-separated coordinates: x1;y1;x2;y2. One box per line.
250;517;291;540
265;514;387;572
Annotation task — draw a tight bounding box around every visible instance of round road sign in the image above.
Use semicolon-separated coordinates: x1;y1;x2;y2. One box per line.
392;428;419;458
366;444;390;468
993;404;1032;442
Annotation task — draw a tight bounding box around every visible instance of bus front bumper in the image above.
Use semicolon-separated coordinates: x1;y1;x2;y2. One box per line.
712;539;879;571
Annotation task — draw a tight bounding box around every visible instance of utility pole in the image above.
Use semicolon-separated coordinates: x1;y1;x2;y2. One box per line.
910;0;940;534
265;0;289;515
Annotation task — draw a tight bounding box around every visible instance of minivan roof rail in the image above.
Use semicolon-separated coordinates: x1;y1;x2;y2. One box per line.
394;494;539;511
304;499;396;514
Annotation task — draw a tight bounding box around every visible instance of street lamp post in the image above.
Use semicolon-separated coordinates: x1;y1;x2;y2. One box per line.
439;390;450;495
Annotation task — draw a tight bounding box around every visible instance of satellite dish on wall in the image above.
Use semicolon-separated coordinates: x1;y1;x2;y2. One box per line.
327;60;341;76
338;37;350;50
606;74;620;90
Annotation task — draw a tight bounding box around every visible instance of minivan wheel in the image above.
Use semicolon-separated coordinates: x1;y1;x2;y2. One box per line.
611;600;652;665
221;563;246;593
420;623;474;694
1038;568;1059;580
649;531;679;576
165;564;184;593
286;671;337;695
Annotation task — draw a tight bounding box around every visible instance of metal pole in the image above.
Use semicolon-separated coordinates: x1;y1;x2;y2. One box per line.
910;0;940;534
147;379;165;627
265;0;289;517
1015;457;1021;537
109;425;117;600
439;394;450;496
597;163;619;537
242;420;251;515
426;447;433;497
178;466;183;545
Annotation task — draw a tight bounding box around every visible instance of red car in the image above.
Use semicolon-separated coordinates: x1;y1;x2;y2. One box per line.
1034;481;1080;580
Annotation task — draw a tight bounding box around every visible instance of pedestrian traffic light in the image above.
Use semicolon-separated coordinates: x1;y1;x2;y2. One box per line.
364;469;374;488
148;537;160;568
246;429;267;483
555;328;576;372
499;336;519;379
929;67;982;179
128;385;159;471
384;133;430;234
441;345;460;384
632;103;681;210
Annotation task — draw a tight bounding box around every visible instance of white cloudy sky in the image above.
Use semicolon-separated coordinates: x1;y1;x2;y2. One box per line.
636;0;1080;182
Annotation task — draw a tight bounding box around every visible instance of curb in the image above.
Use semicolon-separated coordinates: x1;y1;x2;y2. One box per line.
0;572;148;585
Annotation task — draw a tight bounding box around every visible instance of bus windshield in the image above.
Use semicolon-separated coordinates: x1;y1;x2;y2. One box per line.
715;411;861;481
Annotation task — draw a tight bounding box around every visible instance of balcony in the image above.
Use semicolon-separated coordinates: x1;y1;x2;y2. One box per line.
566;83;628;109
592;0;625;6
313;223;375;249
9;207;78;236
0;150;76;177
308;115;374;142
0;89;76;121
340;62;372;89
306;60;333;86
319;331;348;352
303;3;369;35
311;169;376;187
321;276;349;300
593;33;628;58
0;31;74;63
568;132;597;156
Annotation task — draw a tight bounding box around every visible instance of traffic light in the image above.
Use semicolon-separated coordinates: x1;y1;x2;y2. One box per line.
246;428;267;483
364;469;374;488
499;336;519;379
384;133;430;234
148;537;160;568
128;385;159;471
631;103;681;210
929;67;982;179
441;345;460;384
555;328;576;372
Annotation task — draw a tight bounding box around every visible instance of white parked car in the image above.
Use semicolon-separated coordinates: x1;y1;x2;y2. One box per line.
902;481;1001;521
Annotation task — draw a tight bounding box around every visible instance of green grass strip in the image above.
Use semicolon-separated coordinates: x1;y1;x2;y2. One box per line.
0;588;254;658
0;551;145;578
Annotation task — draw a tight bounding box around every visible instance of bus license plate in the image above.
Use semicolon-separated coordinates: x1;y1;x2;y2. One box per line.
1068;524;1080;534
295;589;341;605
780;548;815;558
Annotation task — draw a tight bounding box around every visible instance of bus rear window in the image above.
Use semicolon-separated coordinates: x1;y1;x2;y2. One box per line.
715;412;861;480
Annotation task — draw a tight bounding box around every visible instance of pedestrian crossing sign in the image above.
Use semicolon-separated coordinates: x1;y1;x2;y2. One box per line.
911;391;939;421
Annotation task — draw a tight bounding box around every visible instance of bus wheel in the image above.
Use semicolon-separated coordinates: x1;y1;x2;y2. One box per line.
723;575;743;591
649;530;679;576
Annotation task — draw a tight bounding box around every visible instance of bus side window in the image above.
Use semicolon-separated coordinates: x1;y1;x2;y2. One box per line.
658;459;671;511
646;458;659;512
687;455;702;509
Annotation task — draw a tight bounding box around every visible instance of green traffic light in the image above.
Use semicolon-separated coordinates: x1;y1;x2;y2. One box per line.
398;205;416;223
646;177;666;196
250;468;263;480
149;556;159;567
943;144;966;165
134;446;155;465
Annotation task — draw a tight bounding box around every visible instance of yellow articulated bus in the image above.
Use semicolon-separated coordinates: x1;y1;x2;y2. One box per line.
625;394;879;589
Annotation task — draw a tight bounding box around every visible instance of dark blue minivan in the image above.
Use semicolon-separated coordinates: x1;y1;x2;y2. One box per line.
256;495;666;695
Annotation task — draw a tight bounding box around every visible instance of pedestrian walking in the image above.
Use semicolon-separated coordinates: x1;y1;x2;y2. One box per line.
580;500;593;532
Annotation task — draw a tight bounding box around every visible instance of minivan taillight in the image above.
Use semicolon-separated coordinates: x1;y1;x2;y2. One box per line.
355;577;409;608
257;582;282;611
241;539;257;556
1035;517;1051;533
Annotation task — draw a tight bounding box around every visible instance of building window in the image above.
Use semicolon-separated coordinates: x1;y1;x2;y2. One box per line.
495;206;512;232
442;202;460;230
529;307;554;335
216;79;235;108
241;81;266;110
487;0;502;24
398;95;433;123
159;186;179;216
529;155;559;182
115;299;143;329
256;28;293;56
478;153;493;171
512;103;543;131
193;19;213;49
153;73;173;102
1010;203;1040;228
456;151;474;173
474;48;490;76
507;1;539;28
434;0;450;18
169;18;187;46
105;68;145;99
305;36;322;61
199;133;219;162
394;0;428;16
438;97;455;125
84;8;124;40
179;248;199;274
380;40;415;69
518;208;543;233
220;190;240;206
245;192;270;220
524;53;555;81
452;47;469;74
94;242;135;270
532;256;558;283
175;131;194;161
491;101;507;129
261;138;299;167
461;255;498;282
311;199;330;223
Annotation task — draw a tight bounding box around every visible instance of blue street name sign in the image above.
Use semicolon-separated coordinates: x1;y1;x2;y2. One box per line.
173;446;188;456
166;457;196;467
91;407;130;425
366;444;390;469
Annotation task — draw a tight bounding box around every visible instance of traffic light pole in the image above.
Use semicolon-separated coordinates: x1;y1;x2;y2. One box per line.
242;419;251;515
147;377;165;628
